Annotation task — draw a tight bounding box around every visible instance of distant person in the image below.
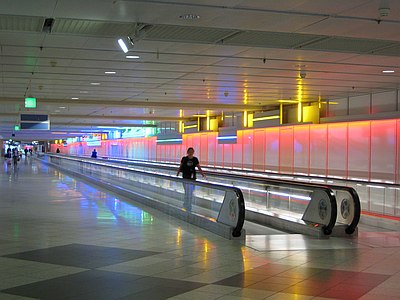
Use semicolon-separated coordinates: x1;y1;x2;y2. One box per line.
12;148;19;167
24;148;28;156
56;148;60;153
177;147;205;211
29;148;33;156
91;149;97;158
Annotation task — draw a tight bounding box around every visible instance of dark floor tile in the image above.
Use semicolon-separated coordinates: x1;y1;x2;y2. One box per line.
349;272;391;286
214;272;269;287
282;284;332;297
120;285;201;300
3;243;160;268
247;263;295;276
318;283;375;300
1;269;205;300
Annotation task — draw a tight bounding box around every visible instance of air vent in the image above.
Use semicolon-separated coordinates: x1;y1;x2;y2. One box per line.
52;19;133;37
144;25;237;43
0;15;44;32
42;18;55;33
223;31;324;49
301;37;395;54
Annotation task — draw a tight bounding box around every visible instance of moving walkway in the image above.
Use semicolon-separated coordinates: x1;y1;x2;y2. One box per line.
39;154;361;238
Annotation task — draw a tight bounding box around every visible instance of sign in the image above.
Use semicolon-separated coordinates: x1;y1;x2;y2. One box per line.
25;97;37;108
20;114;49;130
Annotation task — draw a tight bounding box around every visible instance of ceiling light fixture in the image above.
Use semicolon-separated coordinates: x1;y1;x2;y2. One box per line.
90;82;101;85
105;71;116;74
382;70;395;73
79;91;88;93
117;23;153;53
118;38;129;53
126;55;140;59
71;97;79;100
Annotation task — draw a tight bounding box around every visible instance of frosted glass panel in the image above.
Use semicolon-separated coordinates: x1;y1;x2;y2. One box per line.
242;130;253;169
328;97;347;117
215;142;224;167
253;129;265;171
349;94;370;115
265;128;279;172
370;120;396;182
293;125;309;175
372;91;397;113
207;133;216;167
223;144;233;168
200;133;208;163
279;127;293;174
327;123;348;178
309;124;327;176
233;131;243;169
348;121;370;180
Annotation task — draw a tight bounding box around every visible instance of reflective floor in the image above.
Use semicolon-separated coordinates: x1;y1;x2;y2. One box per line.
0;157;399;299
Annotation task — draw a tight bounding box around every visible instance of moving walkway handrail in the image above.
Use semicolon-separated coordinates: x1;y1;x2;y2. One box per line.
44;154;246;237
56;154;339;235
87;155;359;234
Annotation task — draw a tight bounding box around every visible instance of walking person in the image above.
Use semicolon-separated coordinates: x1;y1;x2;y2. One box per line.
12;148;19;168
177;147;206;211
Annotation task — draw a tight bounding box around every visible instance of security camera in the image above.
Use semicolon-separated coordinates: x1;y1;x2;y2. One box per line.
299;71;306;79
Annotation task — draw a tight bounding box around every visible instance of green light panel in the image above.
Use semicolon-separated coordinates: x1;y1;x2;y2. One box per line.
25;97;37;108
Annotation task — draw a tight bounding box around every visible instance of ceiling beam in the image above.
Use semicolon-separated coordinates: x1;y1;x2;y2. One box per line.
0;98;265;111
0;113;186;121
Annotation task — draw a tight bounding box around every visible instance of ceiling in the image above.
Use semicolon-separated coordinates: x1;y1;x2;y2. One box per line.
1;0;400;140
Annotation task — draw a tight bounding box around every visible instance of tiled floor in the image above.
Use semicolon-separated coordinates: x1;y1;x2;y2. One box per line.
0;157;399;299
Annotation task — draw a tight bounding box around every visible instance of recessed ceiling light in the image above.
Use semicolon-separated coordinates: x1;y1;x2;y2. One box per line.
59;106;66;109
105;71;116;74
90;82;101;85
126;55;140;59
71;97;79;100
382;70;395;73
179;14;200;20
54;110;60;113
79;91;88;93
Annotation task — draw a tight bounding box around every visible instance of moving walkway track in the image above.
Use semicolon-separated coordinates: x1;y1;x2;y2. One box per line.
40;154;361;238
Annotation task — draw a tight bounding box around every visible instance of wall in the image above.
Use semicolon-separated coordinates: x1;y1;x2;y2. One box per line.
52;118;400;218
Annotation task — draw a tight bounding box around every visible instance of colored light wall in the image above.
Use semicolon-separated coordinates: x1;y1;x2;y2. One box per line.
52;118;400;217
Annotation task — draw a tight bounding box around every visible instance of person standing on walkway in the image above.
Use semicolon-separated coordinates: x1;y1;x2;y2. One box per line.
177;147;206;211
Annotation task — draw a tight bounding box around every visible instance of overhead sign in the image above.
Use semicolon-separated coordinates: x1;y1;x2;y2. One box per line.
20;114;49;130
25;97;37;108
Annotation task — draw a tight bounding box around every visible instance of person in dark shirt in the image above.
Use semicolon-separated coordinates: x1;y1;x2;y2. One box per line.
177;147;205;179
177;147;205;211
91;149;97;158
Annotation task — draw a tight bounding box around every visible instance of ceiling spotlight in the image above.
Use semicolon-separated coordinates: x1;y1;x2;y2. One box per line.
105;71;116;74
126;55;140;59
118;38;129;53
118;36;135;53
382;70;395;73
117;24;153;53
